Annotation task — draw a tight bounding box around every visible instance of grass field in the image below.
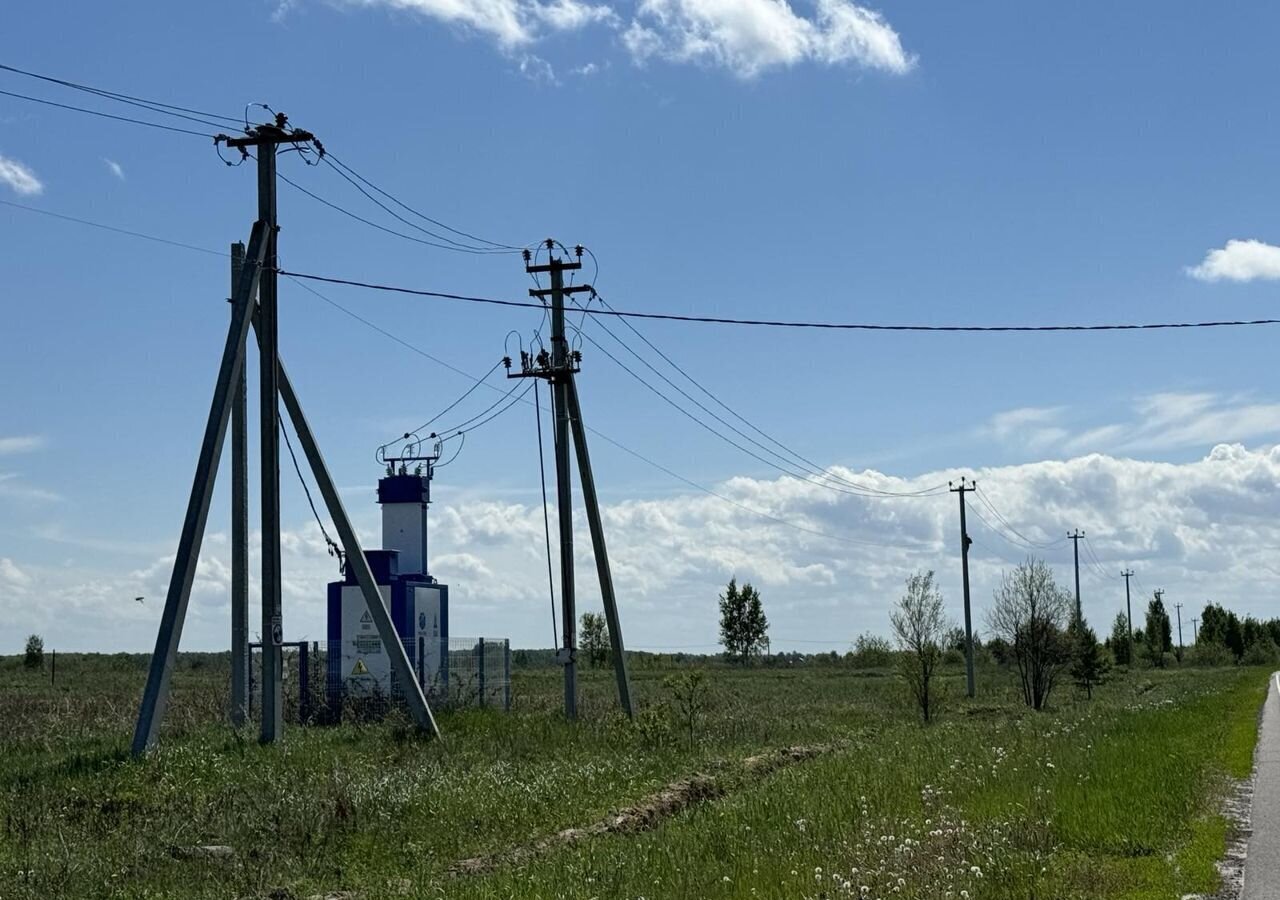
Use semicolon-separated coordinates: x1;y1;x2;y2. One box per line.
0;653;1267;899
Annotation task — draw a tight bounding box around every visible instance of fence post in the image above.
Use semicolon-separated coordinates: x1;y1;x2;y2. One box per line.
298;642;310;723
504;639;511;712
477;638;486;708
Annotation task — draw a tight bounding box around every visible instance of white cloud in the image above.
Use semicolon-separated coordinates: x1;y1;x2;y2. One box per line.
104;158;125;181
1187;239;1280;283
342;0;612;46
987;392;1280;457
0;473;61;503
0;435;45;455
0;558;32;589
16;441;1280;653
518;53;558;82
624;0;914;78
0;153;42;196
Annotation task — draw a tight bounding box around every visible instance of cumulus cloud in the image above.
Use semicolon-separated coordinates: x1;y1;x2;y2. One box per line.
323;0;910;80
1187;239;1280;283
624;0;914;78
13;443;1280;653
340;0;613;46
0;153;42;196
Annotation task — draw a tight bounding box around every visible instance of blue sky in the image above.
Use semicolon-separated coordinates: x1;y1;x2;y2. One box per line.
2;1;1279;653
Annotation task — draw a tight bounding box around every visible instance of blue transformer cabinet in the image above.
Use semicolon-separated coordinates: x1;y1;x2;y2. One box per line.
327;472;449;710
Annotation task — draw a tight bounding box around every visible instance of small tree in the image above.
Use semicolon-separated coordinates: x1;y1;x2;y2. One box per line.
1069;615;1110;699
890;570;948;723
579;612;610;668
23;634;43;670
1144;598;1173;668
663;671;707;748
718;578;770;664
1108;611;1132;666
987;559;1072;711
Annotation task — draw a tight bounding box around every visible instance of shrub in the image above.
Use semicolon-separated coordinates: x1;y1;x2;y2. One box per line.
1243;635;1280;667
851;633;894;668
1186;642;1235;668
23;635;43;670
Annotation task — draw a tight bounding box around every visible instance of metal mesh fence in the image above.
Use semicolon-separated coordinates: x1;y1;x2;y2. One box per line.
248;637;511;725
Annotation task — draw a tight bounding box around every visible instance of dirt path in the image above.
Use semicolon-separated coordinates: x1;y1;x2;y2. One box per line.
447;743;832;877
1242;671;1280;900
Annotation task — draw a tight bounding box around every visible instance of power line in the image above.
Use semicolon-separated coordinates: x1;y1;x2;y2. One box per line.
376;359;504;461
0;87;215;137
574;292;947;499
276;171;512;255
586;284;946;499
281;270;1280;334
972;485;1064;550
0;199;226;257
965;501;1039;565
0;61;243;127
280;414;343;568
286;278;931;550
324;153;525;253
314;157;517;255
571;322;946;503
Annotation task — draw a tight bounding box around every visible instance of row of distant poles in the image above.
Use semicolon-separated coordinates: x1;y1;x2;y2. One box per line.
130;114;634;755
949;477;1183;699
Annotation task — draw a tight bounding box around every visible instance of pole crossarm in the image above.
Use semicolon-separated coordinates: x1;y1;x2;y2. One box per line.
131;221;269;756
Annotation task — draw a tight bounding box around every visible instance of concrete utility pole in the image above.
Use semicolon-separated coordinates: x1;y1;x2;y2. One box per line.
509;241;634;722
254;130;284;743
1121;569;1134;664
132;114;441;755
1154;588;1166;655
1068;530;1085;621
1175;601;1184;661
949;478;976;699
230;243;250;728
1191;616;1199;644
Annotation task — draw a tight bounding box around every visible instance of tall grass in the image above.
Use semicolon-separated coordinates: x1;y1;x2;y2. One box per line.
0;653;1265;899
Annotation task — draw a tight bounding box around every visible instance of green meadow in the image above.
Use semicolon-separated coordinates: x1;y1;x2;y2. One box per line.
0;653;1266;899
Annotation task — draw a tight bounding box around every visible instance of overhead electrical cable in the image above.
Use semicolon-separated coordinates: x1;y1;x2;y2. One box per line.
276;171;513;255
573;295;947;499
323;153;526;252
286;280;932;550
0;61;243;127
571;323;946;504
0;87;216;137
965;501;1040;564
376;358;504;461
281;414;344;567
316;157;516;255
281;270;1280;334
0;199;226;257
972;485;1064;549
585;284;946;499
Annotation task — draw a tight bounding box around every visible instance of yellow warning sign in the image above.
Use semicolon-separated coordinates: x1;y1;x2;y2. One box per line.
350;659;370;676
